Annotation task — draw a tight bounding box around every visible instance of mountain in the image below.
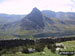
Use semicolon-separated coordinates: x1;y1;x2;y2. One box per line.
42;10;75;31
0;7;75;39
0;14;25;39
0;14;25;31
0;14;25;24
42;10;56;18
20;8;45;30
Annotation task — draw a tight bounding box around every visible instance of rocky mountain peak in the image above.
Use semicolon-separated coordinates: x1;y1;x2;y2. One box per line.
20;7;45;30
30;7;42;15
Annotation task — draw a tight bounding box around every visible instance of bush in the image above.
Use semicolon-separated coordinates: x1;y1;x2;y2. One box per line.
0;49;7;56
21;48;29;54
47;43;56;53
34;43;45;52
47;44;52;49
20;46;29;54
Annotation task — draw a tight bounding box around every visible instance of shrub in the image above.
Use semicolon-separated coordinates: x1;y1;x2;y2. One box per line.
34;43;45;52
47;43;56;53
0;49;7;56
21;46;29;54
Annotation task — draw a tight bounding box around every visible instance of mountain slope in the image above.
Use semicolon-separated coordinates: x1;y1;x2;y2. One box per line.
1;8;75;39
42;10;75;31
0;14;25;24
2;8;75;33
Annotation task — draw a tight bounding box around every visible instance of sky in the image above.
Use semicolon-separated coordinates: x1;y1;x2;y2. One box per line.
0;0;75;14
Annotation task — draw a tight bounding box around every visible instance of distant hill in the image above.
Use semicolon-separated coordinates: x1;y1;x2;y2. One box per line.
0;14;25;39
0;14;25;24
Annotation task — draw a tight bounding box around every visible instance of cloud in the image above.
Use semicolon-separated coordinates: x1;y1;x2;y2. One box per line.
0;0;75;14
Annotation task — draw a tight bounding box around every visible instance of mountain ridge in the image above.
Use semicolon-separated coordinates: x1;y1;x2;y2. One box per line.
0;8;75;39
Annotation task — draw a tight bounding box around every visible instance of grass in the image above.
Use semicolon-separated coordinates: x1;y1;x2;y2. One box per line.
62;40;75;51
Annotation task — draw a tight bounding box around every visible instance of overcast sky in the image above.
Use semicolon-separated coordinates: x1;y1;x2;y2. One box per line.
0;0;75;14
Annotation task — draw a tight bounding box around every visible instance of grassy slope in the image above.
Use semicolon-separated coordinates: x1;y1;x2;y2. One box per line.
62;40;75;51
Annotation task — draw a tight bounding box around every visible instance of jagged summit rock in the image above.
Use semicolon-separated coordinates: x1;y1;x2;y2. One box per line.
31;7;42;15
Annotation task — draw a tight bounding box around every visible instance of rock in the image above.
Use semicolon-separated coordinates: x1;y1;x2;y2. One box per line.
42;52;45;55
56;48;62;51
28;48;35;53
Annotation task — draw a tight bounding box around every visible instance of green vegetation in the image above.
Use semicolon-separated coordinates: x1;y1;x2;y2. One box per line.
34;43;45;52
47;44;56;53
0;47;59;56
0;40;75;56
62;40;75;51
